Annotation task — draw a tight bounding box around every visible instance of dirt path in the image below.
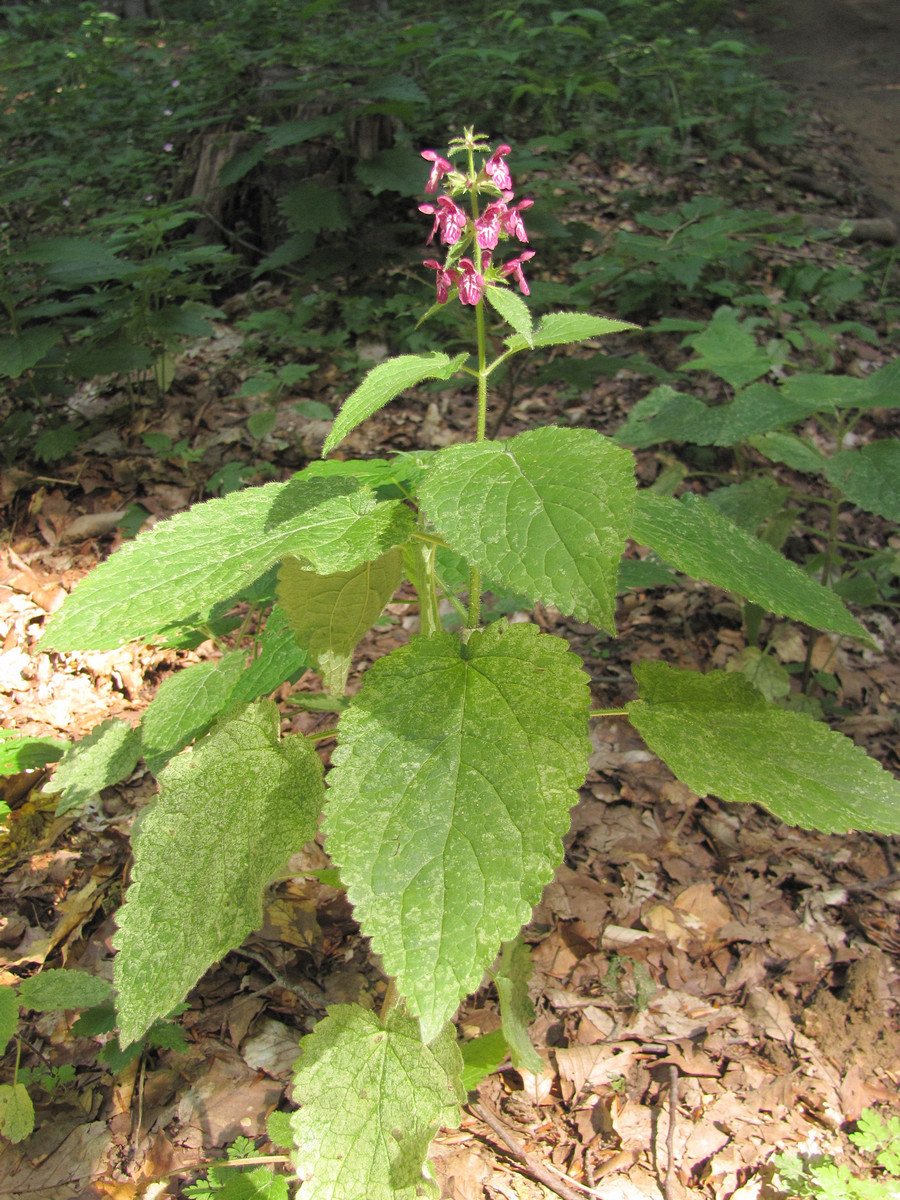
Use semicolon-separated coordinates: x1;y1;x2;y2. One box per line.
748;0;900;222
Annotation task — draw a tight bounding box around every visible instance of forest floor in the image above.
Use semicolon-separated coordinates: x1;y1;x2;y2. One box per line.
1;4;899;1199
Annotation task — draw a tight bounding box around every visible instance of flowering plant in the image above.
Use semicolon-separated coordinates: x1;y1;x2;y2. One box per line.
37;128;900;1196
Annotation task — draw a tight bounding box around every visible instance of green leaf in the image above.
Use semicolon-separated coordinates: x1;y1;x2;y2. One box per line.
495;938;543;1075
281;183;349;234
278;547;403;694
459;1030;508;1092
141;651;247;775
50;719;142;816
418;426;636;633
267;1110;294;1150
43;476;413;651
324;623;591;1041
630;491;867;640
823;440;900;521
485;286;533;344
683;309;773;389
228;606;309;705
505;311;637;354
20;236;133;286
748;431;828;475
704;477;792;533
290;1004;463;1200
322;353;467;456
0;326;59;379
0;1082;35;1143
113;701;324;1045
17;969;112;1012
267;114;342;149
628;663;900;833
0;731;65;775
780;360;900;412
0;986;18;1054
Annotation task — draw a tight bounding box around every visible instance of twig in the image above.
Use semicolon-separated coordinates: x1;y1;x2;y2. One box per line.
469;1101;601;1200
664;1063;678;1200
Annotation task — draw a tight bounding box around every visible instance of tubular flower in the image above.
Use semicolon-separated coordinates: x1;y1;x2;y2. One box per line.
423;259;459;304
474;201;505;250
421;149;453;194
500;194;533;242
419;196;467;245
501;250;535;295
484;144;512;190
457;258;485;305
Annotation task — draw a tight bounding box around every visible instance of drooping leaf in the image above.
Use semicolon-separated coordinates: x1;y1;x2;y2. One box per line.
43;476;413;651
494;937;543;1075
459;1030;509;1092
823;440;900;522
630;491;867;640
0;986;17;1053
278;547;403;693
0;326;59;379
322;353;467;456
628;662;900;833
0;1083;34;1143
504;311;637;354
50;719;142;816
485;286;533;344
290;1004;463;1200
324;623;591;1041
748;431;828;475
17;969;112;1012
418;426;636;633
0;730;65;775
141;651;247;775
114;701;324;1045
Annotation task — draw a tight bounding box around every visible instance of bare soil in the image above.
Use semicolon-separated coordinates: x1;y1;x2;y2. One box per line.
747;0;900;221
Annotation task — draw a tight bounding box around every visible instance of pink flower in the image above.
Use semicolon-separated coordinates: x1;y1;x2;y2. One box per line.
475;201;505;250
457;258;485;305
419;196;467;245
424;259;459;304
501;250;535;295
421;149;453;194
500;194;533;242
484;144;512;190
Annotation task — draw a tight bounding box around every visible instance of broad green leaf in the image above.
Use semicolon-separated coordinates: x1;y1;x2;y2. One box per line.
0;326;59;379
780;360;900;412
628;662;900;834
278;547;403;693
267;114;342;149
303;453;434;500
495;937;543;1075
704;478;792;533
141;651;247;775
823;441;900;522
324;623;591;1041
228;605;309;705
17;969;112;1012
268;1110;294;1150
322;353;467;456
50;719;142;816
630;491;866;640
485;286;533;344
683;309;773;389
459;1030;508;1092
748;431;828;475
418;426;636;633
0;1082;34;1143
613;385;711;448
20;236;135;286
290;1004;463;1200
0;731;65;775
113;701;324;1045
725;647;792;703
43;475;413;651
0;986;17;1053
505;311;637;354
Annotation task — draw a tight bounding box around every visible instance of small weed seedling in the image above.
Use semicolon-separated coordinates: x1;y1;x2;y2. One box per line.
772;1108;900;1200
30;130;900;1197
